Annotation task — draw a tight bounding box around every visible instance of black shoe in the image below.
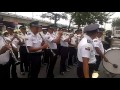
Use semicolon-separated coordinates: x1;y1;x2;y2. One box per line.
60;72;64;75
67;66;72;69
20;72;25;75
65;69;70;72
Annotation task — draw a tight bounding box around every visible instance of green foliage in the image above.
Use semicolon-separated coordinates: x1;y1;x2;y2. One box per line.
66;12;114;29
112;17;120;27
41;12;68;26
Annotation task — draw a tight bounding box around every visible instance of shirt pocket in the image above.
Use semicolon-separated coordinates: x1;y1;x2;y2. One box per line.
32;38;38;44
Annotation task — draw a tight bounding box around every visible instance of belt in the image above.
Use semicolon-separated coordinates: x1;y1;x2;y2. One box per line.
29;52;42;55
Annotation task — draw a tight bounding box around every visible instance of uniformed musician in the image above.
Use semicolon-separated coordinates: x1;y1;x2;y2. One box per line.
25;21;48;78
77;24;100;78
5;22;21;78
0;21;11;78
60;28;73;75
93;28;109;75
19;25;29;75
44;24;63;78
41;26;49;64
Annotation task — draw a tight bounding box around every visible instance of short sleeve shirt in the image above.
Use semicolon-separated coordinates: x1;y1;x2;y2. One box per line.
77;35;96;64
25;32;43;53
0;36;10;65
44;32;57;49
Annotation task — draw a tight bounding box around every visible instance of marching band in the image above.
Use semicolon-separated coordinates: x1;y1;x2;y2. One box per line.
0;18;111;78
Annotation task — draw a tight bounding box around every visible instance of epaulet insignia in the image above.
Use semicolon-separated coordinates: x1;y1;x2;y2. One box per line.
85;47;90;51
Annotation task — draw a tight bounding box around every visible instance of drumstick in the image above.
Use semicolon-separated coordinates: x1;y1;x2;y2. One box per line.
107;61;118;68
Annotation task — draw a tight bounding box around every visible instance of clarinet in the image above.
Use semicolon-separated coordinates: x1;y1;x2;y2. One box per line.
2;35;20;65
38;32;56;56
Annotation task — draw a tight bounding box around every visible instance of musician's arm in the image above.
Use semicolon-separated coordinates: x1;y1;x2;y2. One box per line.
16;37;23;45
27;44;48;52
52;34;62;43
0;45;9;55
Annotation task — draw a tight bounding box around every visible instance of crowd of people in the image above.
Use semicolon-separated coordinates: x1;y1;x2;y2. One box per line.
0;20;112;78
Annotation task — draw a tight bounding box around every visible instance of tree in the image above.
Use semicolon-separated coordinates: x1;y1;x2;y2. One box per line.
65;12;77;30
66;12;115;29
112;17;120;28
41;12;68;26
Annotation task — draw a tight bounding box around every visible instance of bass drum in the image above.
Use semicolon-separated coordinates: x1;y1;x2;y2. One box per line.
102;47;120;74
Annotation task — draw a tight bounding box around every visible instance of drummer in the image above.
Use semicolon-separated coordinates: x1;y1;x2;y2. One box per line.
77;24;99;78
92;28;109;77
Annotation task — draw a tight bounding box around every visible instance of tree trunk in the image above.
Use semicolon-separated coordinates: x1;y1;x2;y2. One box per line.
54;15;57;26
78;24;80;29
68;17;73;31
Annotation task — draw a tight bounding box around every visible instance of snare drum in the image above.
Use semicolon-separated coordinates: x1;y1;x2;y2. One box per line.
102;47;120;74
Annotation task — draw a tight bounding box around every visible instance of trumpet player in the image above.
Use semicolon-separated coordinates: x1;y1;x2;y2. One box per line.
25;21;48;78
0;21;11;78
44;24;63;78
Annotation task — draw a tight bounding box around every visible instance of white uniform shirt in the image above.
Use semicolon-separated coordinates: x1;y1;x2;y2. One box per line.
93;37;104;56
6;34;19;49
60;34;69;47
25;32;43;53
44;32;57;49
0;36;10;65
77;35;96;64
19;33;27;46
69;35;77;47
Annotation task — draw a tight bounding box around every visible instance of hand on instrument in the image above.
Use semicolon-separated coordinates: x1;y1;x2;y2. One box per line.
58;31;63;36
41;41;45;46
69;34;74;38
3;44;11;50
104;57;109;62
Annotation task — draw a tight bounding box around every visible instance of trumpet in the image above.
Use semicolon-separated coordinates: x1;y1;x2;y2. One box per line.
2;35;20;65
38;32;56;56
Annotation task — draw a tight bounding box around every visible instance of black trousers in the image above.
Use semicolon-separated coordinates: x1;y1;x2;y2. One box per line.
42;49;49;64
0;62;10;78
77;61;95;78
47;49;58;78
57;44;61;56
29;53;42;78
19;46;29;72
68;47;77;65
95;55;102;71
9;52;18;78
60;46;69;73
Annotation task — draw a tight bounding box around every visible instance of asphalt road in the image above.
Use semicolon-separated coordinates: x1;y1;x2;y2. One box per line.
16;56;78;78
14;56;120;78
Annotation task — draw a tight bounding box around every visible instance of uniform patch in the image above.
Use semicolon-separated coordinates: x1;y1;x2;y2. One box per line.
94;40;98;42
48;37;50;39
87;40;91;43
27;33;31;35
85;47;90;51
25;38;28;40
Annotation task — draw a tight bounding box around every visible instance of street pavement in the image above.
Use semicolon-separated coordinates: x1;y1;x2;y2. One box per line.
14;56;120;78
16;56;78;78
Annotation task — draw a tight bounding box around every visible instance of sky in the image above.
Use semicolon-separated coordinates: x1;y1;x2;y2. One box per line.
6;12;120;30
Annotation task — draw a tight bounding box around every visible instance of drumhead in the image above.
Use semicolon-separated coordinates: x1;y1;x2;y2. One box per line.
102;48;120;74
